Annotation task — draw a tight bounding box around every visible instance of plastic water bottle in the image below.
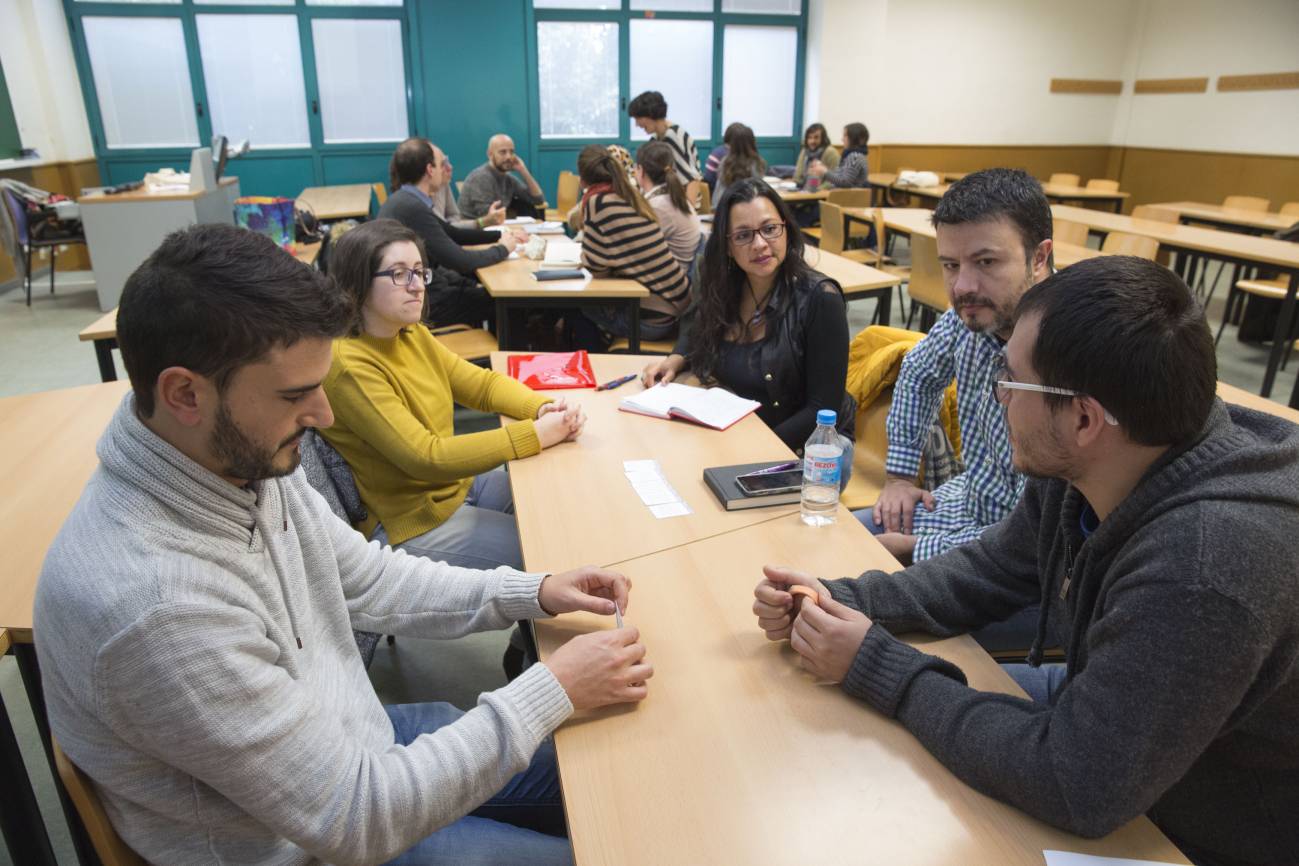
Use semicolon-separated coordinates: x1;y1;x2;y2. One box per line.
801;410;842;527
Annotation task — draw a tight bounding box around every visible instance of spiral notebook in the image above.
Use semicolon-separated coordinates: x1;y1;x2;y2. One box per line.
619;383;760;431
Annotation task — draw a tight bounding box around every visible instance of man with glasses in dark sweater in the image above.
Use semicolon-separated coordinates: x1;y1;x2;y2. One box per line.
755;255;1299;866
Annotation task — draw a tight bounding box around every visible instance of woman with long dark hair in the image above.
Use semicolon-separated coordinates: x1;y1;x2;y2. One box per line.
808;122;870;188
634;140;702;277
793;123;839;189
713;124;767;207
640;179;855;453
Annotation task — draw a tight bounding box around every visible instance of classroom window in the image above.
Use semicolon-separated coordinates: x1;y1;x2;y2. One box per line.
194;0;293;5
196;15;310;149
629;0;712;10
722;0;801;13
722;25;797;137
74;0;179;4
629;19;713;142
533;0;619;9
537;21;620;139
82;16;199;149
304;0;403;6
311;18;408;144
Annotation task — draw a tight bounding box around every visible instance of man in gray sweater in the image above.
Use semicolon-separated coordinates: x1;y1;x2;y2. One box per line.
35;224;652;865
458;134;546;220
754;256;1299;866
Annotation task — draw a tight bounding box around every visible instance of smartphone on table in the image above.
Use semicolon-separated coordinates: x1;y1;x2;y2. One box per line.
735;469;804;497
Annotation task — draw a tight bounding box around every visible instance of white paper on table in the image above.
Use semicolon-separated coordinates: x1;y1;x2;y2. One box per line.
1043;852;1185;866
524;221;566;234
504;216;537;224
649;501;692;519
629;478;678;506
541;241;583;267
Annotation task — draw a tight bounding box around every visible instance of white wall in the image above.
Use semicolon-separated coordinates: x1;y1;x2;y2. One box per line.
0;0;94;163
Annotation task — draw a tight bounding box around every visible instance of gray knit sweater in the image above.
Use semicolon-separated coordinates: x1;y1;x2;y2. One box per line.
822;400;1299;866
34;395;573;865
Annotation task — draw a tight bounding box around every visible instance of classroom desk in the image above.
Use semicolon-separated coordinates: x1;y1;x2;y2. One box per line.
1052;204;1299;404
1216;380;1299;423
75;242;322;383
0;380;131;866
888;181;1128;212
852;207;1103;268
297;183;373;221
803;247;903;323
492;353;801;574
477;256;649;352
775;188;827;203
1147;201;1296;235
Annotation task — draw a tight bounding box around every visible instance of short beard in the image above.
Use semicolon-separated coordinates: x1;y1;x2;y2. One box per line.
210;400;302;482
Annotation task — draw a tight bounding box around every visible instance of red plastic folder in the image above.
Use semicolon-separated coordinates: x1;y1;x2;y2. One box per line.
506;351;597;390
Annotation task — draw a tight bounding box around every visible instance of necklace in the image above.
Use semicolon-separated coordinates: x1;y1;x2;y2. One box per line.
746;281;772;326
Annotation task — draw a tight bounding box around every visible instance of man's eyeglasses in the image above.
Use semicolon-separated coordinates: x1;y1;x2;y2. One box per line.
373;266;433;288
992;358;1118;425
728;222;786;246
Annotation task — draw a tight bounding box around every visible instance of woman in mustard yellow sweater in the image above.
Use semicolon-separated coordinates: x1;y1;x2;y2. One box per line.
321;219;585;569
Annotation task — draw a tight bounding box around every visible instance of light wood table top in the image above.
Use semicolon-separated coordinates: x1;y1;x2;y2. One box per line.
539;511;1188;866
79;176;238;205
862;207;1101;268
297;184;373;221
478;256;648;300
888;182;1128;205
0;381;131;642
776;188;828;202
492;353;799;573
1148;201;1296;234
1218;380;1299;424
802;247;902;293
78;308;118;342
1051;204;1299;271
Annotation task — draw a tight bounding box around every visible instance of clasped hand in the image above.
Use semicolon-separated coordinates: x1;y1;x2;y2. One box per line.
752;565;872;683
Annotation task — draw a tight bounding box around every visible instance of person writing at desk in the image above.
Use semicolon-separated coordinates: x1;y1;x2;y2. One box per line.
321;219;586;572
753;256;1299;866
641;178;856;454
35;223;651;866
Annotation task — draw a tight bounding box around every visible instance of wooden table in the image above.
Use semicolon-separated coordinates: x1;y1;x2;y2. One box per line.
477;256;649;352
888;181;1129;213
75;242;321;383
0;380;131;866
491;353;800;574
1217;380;1299;424
1147;201;1296;235
297;184;373;221
1052;204;1299;404
851;207;1103;268
803;247;903;323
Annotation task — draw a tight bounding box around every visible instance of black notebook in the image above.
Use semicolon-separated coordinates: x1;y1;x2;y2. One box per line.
703;461;802;511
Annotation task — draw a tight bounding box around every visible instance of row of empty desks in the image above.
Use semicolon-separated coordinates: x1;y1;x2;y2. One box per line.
852;207;1103;268
1146;201;1295;235
886;181;1129;212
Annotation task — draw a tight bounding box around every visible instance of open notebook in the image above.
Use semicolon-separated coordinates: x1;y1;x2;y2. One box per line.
619;383;761;431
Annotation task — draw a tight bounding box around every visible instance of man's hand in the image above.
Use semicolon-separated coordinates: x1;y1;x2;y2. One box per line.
496;230;522;253
483;200;507;226
871;477;935;534
641;354;686;387
807;160;827;179
546;627;652;710
511;155;531;177
538;566;630;617
535;406;585;448
752;564;824;642
875;532;917;565
790;595;873;683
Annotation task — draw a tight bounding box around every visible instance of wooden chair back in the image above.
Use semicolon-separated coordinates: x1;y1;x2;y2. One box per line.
372;182;388;206
1223;195;1269;212
826;188;871;208
839;385;893;509
1048;172;1080;187
871;208;890;267
818;201;847;254
1053;218;1089;247
556;171;581;215
1100;231;1160;260
1085;178;1119;192
53;738;147;866
1130;205;1179;223
697;183;711;215
907;233;949;313
1280;202;1299;217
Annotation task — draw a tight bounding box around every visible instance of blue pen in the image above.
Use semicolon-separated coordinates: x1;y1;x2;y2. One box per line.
596;373;638;391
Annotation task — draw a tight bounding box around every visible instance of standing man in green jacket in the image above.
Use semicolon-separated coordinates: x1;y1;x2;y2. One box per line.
753;255;1299;866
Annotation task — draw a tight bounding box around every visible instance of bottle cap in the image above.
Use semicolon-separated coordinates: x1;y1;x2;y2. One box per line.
816;409;837;426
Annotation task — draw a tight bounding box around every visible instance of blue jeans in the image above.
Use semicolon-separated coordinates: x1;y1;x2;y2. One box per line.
381;702;572;865
373;469;523;571
1003;663;1068;705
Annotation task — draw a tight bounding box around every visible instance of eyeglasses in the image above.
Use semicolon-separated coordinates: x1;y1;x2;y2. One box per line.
992;357;1118;425
373;266;433;288
728;222;786;247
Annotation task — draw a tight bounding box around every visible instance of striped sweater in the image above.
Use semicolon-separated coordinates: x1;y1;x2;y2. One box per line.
658;123;701;184
581;191;691;323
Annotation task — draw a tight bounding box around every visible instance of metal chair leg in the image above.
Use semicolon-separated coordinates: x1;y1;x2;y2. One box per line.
1214;286;1238;346
24;244;33;306
49;245;57;295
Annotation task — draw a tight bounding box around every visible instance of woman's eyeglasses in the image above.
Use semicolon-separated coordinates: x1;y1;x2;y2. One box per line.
728;222;786;246
373;266;433;287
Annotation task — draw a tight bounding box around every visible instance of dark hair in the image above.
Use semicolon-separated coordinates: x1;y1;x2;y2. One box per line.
721;124;765;187
389;137;437;191
932;167;1052;262
688;178;811;383
578;143;656;223
628;90;668;120
1016;255;1216;446
330;219;429;337
843;122;869;151
722;122;745;146
118;224;351;417
803;123;829;151
637;141;691;216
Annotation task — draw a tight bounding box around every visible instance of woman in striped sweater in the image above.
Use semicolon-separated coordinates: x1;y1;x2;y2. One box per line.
572;143;691;348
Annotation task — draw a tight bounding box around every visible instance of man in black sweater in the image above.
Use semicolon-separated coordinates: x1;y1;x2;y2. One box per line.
755;256;1299;866
378;137;525;329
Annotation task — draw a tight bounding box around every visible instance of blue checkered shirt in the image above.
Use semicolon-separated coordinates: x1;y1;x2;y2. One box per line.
885;309;1025;560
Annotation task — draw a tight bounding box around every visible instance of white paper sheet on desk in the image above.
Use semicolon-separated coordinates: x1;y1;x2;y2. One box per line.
504;216;537;224
524;221;566;234
1043;851;1185;866
623;459;692;518
541;241;582;266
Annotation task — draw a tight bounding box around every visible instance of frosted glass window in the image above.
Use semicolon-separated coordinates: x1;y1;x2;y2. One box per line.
629;20;713;142
197;16;309;148
722;25;796;137
195;0;291;5
534;0;619;8
630;0;712;10
311;19;408;144
83;17;199;149
537;22;619;138
722;0;801;13
75;0;178;4
305;0;402;6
